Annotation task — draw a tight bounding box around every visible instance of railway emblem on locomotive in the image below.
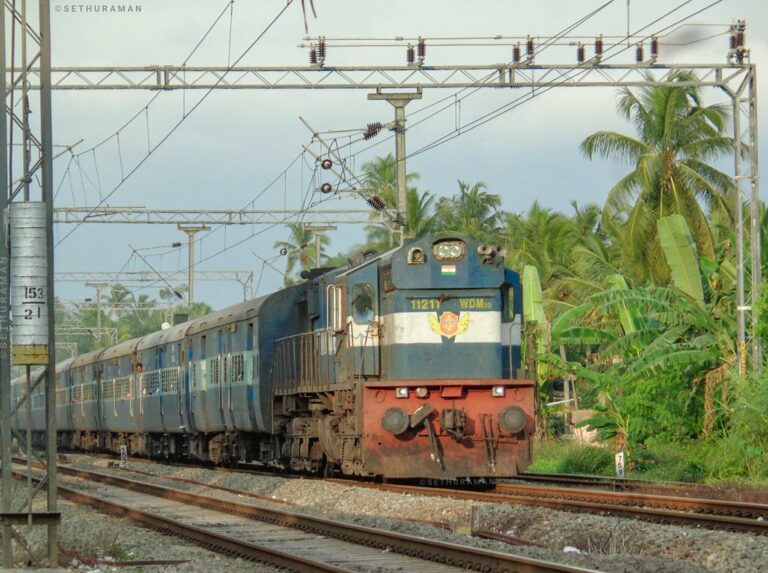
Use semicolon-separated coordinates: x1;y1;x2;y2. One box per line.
429;311;470;339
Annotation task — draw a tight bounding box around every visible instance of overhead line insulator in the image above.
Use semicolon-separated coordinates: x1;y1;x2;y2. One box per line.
577;43;585;63
309;45;318;65
595;35;604;59
635;42;644;63
367;195;386;211
526;35;534;59
363;121;383;140
318;37;327;59
513;43;521;63
407;44;415;65
650;36;659;60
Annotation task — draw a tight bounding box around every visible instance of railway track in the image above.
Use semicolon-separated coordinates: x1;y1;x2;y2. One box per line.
517;472;663;490
12;460;597;573
328;480;768;534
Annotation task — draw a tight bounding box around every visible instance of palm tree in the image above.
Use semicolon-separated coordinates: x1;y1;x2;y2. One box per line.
274;223;329;285
361;154;423;249
365;187;436;251
581;70;734;283
105;284;132;320
505;202;575;275
434;180;501;242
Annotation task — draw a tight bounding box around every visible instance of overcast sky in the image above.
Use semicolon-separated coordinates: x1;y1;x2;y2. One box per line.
9;0;766;310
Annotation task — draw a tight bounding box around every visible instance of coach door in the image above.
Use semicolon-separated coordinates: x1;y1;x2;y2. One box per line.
66;369;74;429
346;265;380;378
182;333;195;433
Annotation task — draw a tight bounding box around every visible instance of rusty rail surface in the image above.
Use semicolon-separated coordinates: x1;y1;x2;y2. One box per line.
492;482;768;519
11;469;347;573
14;461;598;573
329;480;768;534
518;472;662;490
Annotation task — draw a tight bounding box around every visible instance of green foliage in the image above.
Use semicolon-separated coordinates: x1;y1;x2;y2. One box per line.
756;282;768;351
433;180;501;242
629;441;706;482
54;288;214;359
581;70;734;283
657;214;705;306
274;223;330;285
556;445;615;476
704;368;768;481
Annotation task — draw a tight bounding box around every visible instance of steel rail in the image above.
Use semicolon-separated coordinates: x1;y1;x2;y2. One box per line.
329;480;768;534
492;483;768;519
11;469;347;573
26;462;598;573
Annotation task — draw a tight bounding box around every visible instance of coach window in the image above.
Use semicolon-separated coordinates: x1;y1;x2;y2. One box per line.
200;335;207;360
351;283;375;324
247;322;254;351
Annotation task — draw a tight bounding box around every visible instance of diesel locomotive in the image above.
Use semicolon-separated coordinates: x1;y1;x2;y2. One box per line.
11;235;536;479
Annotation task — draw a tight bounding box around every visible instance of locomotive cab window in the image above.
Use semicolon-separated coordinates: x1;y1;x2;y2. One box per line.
351;283;375;324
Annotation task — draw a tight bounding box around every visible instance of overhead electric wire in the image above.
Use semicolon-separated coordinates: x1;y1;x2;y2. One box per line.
56;0;295;247
187;0;727;286
72;0;728;302
408;0;722;160
328;0;620;159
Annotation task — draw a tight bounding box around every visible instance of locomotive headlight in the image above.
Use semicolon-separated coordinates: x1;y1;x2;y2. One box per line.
415;387;429;398
491;385;506;397
499;406;527;434
395;387;409;399
432;240;466;261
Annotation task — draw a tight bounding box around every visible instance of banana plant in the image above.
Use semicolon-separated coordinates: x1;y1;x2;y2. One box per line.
546;215;737;443
522;265;549;383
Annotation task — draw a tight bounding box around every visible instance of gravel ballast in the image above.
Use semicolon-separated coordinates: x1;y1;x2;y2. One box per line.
4;454;768;572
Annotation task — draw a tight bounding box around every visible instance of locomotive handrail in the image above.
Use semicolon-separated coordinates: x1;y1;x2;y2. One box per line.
272;329;339;392
112;378;117;417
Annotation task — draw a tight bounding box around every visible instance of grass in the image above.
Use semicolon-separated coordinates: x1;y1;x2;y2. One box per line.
528;438;614;476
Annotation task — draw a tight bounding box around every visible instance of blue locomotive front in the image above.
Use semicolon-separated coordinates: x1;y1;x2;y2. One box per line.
270;236;536;478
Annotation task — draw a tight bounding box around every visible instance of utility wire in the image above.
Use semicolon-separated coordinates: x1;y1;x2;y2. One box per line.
409;0;721;159
56;0;297;247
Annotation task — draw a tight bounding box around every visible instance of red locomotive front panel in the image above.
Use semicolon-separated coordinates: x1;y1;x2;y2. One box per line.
362;379;535;479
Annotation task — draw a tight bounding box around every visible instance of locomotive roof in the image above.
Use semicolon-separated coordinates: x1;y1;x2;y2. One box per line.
336;245;400;277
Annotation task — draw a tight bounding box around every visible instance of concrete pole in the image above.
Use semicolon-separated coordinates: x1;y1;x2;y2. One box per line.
85;282;107;347
368;90;422;245
0;1;14;566
179;225;210;305
303;224;336;268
